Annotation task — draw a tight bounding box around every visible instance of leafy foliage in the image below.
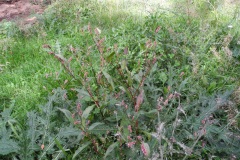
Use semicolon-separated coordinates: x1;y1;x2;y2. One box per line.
0;0;240;159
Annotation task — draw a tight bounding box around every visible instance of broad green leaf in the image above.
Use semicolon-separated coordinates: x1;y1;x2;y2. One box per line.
102;71;115;90
127;70;133;86
159;72;167;84
76;89;90;98
27;112;40;150
0;139;19;155
104;142;119;159
58;127;83;138
105;115;122;122
106;52;115;62
1;108;13;122
208;81;216;92
133;70;143;83
72;142;91;159
82;105;94;119
168;53;175;59
201;76;208;86
178;78;189;92
138;109;158;118
57;108;74;123
89;122;104;131
121;116;130;140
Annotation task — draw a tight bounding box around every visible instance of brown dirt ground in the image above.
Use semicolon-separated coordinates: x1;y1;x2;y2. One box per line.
0;0;46;24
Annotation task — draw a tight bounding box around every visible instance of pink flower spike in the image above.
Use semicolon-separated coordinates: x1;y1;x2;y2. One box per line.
74;121;80;125
72;113;75;119
127;141;136;148
141;142;150;157
163;99;168;106
77;103;81;110
168;94;173;100
135;90;144;112
137;136;142;141
128;125;132;133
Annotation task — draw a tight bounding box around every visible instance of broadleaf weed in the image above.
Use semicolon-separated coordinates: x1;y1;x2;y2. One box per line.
0;0;239;159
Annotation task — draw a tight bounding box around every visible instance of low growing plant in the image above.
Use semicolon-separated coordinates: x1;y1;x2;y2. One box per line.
0;0;240;159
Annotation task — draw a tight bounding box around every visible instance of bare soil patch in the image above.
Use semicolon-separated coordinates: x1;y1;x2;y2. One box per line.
0;0;46;23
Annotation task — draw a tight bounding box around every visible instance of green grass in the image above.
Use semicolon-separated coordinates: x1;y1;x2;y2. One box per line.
0;0;153;120
0;37;57;117
0;0;239;159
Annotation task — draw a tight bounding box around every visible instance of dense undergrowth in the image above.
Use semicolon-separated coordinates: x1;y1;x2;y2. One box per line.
0;0;240;159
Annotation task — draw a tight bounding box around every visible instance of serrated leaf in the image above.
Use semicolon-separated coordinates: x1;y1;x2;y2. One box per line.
73;142;91;159
1;108;13;122
133;70;143;83
102;71;115;90
76;89;90;97
0;139;19;155
57;108;74;123
89;122;104;131
178;78;189;92
82;105;94;120
8;121;19;139
159;72;167;84
58;127;83;138
27;112;40;150
104;142;118;159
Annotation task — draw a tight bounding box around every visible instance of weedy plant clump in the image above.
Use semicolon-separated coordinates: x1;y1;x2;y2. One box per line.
0;0;240;159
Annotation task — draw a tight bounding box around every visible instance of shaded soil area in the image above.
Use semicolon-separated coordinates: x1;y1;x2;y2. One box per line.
0;0;45;22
